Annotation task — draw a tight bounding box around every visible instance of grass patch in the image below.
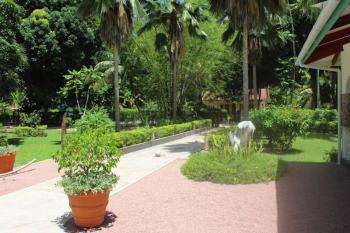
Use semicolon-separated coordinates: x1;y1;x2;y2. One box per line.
181;150;286;185
260;133;337;163
182;133;337;184
5;128;62;166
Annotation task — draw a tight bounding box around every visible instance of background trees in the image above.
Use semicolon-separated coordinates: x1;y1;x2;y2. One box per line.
0;0;333;127
139;0;207;120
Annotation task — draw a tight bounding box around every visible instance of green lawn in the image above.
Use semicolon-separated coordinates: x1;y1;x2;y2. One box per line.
5;129;62;166
182;133;338;185
260;133;337;163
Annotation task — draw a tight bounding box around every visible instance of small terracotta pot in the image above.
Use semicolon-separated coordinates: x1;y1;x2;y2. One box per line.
68;191;110;228
0;152;16;174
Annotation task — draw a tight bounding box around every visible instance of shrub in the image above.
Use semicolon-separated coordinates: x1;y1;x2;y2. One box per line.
207;126;236;151
0;126;16;155
181;150;286;184
324;147;338;163
304;108;338;133
0;145;16;155
193;119;212;129
174;123;193;134
75;107;114;133
120;108;139;123
154;125;175;138
14;125;48;137
19;111;41;127
250;107;308;150
52;130;123;195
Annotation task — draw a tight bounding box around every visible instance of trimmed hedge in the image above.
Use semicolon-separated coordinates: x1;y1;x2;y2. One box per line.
15;125;48;137
112;119;211;148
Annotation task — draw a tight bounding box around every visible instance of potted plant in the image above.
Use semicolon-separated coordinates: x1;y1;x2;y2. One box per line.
53;130;122;228
0;132;16;174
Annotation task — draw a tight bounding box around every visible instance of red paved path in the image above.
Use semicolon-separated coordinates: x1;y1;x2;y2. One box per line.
0;159;59;196
3;158;350;233
62;159;350;233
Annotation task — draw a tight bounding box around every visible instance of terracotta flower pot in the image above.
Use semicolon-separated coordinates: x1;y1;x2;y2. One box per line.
0;152;16;174
68;191;110;228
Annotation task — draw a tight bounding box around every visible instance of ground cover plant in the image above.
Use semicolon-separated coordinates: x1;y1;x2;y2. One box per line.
182;127;337;185
182;150;285;184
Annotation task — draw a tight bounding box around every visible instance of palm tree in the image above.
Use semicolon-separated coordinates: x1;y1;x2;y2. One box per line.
139;0;207;120
223;15;292;108
209;0;287;120
78;0;143;131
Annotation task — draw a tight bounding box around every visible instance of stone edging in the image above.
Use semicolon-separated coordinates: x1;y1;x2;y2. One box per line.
123;127;211;154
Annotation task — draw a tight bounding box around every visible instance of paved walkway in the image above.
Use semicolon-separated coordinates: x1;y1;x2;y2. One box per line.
2;132;350;233
0;134;205;233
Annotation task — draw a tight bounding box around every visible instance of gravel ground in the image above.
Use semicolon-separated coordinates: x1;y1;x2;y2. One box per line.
63;160;350;233
0;159;59;196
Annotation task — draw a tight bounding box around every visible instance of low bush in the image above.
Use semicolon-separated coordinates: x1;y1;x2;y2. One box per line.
19;111;42;127
120;108;139;123
304;108;338;133
113;128;154;148
207;126;236;151
15;125;48;137
250;107;308;150
181;150;286;184
324;147;338;163
75;107;114;133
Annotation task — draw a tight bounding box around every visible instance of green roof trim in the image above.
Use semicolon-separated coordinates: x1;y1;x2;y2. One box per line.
302;0;350;63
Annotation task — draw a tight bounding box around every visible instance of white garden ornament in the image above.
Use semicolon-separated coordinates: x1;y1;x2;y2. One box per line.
229;121;255;152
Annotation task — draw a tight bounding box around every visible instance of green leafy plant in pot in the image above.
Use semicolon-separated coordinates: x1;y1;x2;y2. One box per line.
53;130;122;228
0;132;16;174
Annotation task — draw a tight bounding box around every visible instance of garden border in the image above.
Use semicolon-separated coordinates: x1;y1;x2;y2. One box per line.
123;127;211;154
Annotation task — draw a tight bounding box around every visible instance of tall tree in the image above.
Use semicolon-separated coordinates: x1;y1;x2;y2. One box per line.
0;0;27;99
78;0;143;131
209;0;287;119
223;15;292;108
139;0;207;120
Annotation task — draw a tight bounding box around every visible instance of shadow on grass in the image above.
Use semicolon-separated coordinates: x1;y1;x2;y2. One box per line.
53;211;117;233
7;137;24;146
301;132;337;142
276;161;350;233
263;146;304;155
53;140;62;145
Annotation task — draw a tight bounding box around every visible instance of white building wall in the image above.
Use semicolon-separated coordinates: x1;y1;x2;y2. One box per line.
341;44;350;161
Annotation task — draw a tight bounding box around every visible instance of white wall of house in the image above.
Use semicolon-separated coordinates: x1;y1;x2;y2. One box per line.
341;44;350;161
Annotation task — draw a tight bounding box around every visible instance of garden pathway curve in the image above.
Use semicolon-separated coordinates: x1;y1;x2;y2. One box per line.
0;133;205;233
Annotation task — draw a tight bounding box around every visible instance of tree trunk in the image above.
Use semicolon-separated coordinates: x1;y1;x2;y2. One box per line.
288;0;296;81
172;59;177;121
242;17;249;120
316;69;321;108
114;48;121;131
253;64;258;109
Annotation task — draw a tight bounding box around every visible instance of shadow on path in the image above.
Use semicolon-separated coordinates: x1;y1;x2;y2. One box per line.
277;162;350;233
53;211;117;233
162;141;204;154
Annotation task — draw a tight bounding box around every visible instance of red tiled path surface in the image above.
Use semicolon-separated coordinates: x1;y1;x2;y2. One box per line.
63;159;350;233
0;159;59;196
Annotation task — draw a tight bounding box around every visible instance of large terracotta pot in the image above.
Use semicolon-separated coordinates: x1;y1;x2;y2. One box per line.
68;191;110;228
0;152;16;174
